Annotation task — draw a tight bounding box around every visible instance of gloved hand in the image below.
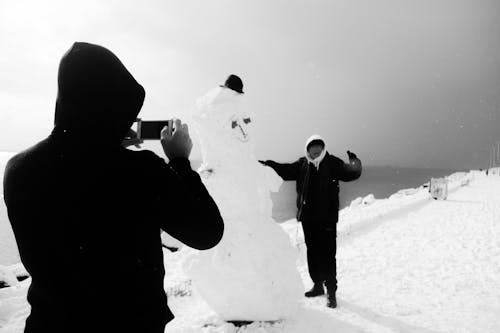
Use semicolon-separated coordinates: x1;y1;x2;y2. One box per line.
161;119;193;160
347;150;358;161
258;160;269;166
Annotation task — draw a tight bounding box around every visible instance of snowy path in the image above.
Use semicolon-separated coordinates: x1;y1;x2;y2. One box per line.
297;172;500;333
1;171;500;332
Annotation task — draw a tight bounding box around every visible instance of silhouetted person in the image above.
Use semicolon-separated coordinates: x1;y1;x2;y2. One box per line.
260;135;361;308
3;42;224;333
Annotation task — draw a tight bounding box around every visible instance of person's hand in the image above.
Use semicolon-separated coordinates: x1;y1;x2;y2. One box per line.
121;129;143;148
161;118;193;160
347;150;358;161
258;160;268;166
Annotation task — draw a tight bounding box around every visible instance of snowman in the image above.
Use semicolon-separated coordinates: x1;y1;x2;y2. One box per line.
183;75;303;322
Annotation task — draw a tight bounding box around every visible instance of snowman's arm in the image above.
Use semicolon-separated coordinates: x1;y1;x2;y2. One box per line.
152;157;224;250
261;159;301;181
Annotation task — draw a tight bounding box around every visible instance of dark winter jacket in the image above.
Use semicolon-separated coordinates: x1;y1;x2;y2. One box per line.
262;152;361;228
3;42;224;333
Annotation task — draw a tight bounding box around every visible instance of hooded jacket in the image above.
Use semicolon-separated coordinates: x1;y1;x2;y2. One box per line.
262;136;361;227
3;42;224;333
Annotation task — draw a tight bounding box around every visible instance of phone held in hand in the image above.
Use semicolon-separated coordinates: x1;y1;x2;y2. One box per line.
135;119;171;140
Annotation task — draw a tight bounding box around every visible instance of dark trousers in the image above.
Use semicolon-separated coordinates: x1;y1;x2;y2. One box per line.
301;220;337;291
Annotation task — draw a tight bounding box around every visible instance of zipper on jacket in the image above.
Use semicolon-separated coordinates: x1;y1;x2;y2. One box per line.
297;161;310;221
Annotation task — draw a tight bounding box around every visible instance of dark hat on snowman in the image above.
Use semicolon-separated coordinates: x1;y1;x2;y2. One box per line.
220;74;244;94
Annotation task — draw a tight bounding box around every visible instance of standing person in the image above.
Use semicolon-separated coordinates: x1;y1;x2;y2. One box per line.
260;135;362;308
3;42;224;333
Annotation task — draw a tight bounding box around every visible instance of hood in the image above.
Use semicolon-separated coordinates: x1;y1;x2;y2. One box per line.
304;134;326;170
53;42;145;146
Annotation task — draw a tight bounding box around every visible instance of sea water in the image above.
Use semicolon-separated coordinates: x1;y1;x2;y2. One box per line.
270;165;460;222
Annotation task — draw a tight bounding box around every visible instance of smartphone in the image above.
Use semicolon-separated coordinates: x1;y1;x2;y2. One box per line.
136;119;171;140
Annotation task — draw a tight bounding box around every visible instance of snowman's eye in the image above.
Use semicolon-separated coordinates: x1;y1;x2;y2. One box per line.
243;118;252;124
231;120;238;129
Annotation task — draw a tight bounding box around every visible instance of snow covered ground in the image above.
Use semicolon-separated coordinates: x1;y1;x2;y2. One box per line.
1;169;500;332
0;152;19;266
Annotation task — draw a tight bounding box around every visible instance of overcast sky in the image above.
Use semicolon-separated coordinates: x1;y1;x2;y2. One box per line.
1;0;499;169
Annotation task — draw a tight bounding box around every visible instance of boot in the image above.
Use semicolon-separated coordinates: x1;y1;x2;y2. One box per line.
326;288;337;308
304;282;325;297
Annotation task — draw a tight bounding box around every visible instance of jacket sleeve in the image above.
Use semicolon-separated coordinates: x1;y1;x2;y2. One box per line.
150;155;224;250
262;159;302;181
331;155;362;182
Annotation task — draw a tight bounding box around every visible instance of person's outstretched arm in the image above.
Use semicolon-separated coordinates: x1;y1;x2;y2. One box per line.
335;151;362;182
259;159;302;181
152;119;224;250
157;158;223;250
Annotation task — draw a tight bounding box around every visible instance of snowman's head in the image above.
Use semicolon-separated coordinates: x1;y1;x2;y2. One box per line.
194;86;257;165
195;87;253;143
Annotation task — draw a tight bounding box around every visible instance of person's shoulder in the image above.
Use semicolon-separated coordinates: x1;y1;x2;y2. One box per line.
5;139;50;174
4;151;24;175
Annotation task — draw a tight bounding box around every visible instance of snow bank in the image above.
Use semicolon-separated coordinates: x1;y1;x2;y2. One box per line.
0;152;21;266
0;264;30;332
349;194;376;208
487;167;500;175
0;266;18;287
